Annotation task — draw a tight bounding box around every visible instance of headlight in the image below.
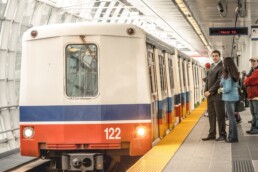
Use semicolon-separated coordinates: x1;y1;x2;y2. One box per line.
135;126;146;137
23;127;35;139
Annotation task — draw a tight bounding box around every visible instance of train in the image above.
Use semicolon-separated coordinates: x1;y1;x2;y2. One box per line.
19;23;205;171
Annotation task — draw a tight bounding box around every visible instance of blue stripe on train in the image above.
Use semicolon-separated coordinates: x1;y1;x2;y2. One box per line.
186;92;189;102
20;104;151;122
181;93;185;105
167;97;172;112
174;94;180;105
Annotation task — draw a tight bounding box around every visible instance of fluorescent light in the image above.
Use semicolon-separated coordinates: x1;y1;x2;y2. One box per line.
175;0;211;53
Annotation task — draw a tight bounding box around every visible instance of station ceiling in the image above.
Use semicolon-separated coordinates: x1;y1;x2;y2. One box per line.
44;0;254;63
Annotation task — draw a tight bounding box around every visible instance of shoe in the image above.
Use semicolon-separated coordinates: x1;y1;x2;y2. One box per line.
216;136;226;141
202;136;216;141
248;120;252;123
226;139;238;143
237;120;242;124
246;130;258;135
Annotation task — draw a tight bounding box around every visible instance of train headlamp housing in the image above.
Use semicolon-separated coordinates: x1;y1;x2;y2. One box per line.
31;30;38;38
23;127;35;139
135;126;147;138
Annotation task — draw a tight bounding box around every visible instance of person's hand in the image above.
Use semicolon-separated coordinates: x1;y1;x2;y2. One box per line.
218;87;223;94
204;91;210;97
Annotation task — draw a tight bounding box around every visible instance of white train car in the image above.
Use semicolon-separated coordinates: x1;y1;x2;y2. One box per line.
20;23;204;171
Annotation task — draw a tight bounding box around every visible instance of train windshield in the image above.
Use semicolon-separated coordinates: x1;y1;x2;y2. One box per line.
66;44;98;97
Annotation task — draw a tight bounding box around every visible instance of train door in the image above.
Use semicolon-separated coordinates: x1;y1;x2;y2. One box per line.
198;66;204;103
193;64;198;107
200;67;205;100
196;65;200;106
147;45;159;142
154;48;168;138
172;51;181;124
167;55;175;129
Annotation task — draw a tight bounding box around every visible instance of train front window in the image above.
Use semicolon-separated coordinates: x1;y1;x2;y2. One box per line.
66;44;98;97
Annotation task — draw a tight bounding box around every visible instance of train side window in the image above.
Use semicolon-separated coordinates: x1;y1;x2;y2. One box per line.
148;51;157;94
186;62;190;87
182;60;186;87
159;55;167;91
66;44;98;97
168;59;174;89
0;116;7;141
178;59;182;88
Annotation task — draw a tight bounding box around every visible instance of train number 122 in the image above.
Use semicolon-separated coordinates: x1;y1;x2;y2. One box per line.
104;127;121;139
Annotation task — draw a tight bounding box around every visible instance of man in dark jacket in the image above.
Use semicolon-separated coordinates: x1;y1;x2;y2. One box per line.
244;57;258;134
202;50;227;141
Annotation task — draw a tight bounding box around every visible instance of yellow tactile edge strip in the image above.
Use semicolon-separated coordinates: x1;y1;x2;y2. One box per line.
127;100;207;172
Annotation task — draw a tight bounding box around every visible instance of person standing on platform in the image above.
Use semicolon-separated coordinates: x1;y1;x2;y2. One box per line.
218;57;240;143
240;70;249;107
202;62;211;82
202;50;227;141
244;57;258;135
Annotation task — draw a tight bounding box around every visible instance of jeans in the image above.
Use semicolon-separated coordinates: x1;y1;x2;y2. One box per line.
225;101;238;140
249;100;258;132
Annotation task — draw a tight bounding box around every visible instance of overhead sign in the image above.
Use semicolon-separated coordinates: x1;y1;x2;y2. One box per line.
209;27;248;36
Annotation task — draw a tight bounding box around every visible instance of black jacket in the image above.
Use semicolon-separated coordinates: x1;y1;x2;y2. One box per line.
205;61;223;101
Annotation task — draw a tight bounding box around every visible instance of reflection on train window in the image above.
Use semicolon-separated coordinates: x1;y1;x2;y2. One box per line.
186;62;189;87
148;52;157;94
168;59;174;89
66;44;98;97
182;60;186;87
159;55;167;91
178;60;182;87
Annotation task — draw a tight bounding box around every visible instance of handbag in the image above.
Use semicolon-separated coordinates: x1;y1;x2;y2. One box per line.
235;101;245;112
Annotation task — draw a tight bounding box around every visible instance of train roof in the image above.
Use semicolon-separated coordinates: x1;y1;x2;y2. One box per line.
23;22;196;60
23;23;146;41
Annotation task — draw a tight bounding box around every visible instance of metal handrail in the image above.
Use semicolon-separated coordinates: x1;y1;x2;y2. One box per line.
0;128;19;135
0;105;18;110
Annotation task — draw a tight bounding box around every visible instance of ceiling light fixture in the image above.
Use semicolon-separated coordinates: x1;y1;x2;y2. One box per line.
174;0;212;53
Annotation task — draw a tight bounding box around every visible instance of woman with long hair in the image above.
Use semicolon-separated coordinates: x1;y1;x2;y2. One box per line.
218;57;240;143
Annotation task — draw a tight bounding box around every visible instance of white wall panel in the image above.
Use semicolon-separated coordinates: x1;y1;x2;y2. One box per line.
0;50;6;79
48;8;60;24
1;110;17;149
6;52;15;80
9;23;20;51
14;0;26;23
0;21;11;49
30;2;44;26
0;81;7;106
4;0;16;20
21;0;36;25
40;4;52;25
0;0;8;17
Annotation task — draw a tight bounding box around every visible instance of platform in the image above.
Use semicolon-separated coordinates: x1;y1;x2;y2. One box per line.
129;102;258;172
163;106;258;172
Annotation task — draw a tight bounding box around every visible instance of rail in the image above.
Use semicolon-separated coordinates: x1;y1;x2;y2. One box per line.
0;105;20;145
0;105;18;111
0;128;19;135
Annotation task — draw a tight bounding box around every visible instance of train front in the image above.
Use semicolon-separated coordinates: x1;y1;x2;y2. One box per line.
19;23;152;171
